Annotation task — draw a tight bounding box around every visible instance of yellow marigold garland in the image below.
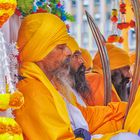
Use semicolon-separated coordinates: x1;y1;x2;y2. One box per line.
9;91;24;109
0;117;23;140
0;0;17;28
0;91;24;110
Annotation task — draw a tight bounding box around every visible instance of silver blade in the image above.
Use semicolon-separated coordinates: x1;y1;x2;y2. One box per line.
85;11;112;105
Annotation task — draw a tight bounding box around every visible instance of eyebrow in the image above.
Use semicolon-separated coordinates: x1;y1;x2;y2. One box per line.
74;50;81;55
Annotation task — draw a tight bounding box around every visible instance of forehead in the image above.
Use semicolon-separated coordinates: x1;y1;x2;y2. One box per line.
121;65;130;71
56;44;67;49
73;50;81;55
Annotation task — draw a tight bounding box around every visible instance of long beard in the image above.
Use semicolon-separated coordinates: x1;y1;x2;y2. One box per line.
53;57;71;78
53;63;76;105
74;64;91;99
111;71;130;101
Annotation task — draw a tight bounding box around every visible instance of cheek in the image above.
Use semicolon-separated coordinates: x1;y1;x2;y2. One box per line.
71;59;78;69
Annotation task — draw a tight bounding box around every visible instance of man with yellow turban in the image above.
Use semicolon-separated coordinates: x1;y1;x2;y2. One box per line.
14;13;77;140
85;43;132;106
69;40;122;105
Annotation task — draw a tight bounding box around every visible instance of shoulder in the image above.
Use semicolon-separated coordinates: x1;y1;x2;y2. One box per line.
17;78;52;99
86;72;103;84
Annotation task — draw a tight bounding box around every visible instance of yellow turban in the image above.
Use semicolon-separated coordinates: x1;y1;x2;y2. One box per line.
67;36;93;69
67;35;79;52
80;48;93;69
18;13;74;62
93;43;131;72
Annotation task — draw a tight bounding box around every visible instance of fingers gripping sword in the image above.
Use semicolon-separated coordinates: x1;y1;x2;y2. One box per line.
85;11;112;105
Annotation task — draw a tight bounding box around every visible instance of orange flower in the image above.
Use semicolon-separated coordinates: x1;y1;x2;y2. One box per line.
0;123;22;134
130;20;135;28
0;123;6;134
9;91;24;109
111;16;118;23
0;1;17;28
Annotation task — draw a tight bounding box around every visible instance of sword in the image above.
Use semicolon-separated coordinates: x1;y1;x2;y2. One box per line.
85;11;112;105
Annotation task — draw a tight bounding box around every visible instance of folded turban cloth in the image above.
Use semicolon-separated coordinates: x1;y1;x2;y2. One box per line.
18;13;76;62
67;35;79;53
67;36;93;69
129;52;135;65
93;43;131;72
80;48;93;69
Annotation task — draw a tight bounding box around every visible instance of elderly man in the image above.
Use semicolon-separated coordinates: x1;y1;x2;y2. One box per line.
69;42;121;105
15;13;78;140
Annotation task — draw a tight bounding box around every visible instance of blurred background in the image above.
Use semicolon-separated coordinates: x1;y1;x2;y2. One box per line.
64;0;136;56
1;0;136;57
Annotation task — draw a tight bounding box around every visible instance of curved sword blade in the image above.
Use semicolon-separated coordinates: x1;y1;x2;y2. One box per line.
85;10;112;105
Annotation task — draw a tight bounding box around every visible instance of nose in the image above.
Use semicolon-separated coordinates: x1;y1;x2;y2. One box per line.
129;70;132;78
64;46;72;57
78;56;84;65
127;70;133;79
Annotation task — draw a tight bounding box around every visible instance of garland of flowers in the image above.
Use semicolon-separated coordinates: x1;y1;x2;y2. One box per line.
107;0;135;44
15;0;75;22
0;117;23;137
0;0;17;28
16;0;75;32
117;0;135;30
107;0;124;43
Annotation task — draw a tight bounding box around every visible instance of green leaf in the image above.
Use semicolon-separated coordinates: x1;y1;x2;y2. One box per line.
17;0;34;16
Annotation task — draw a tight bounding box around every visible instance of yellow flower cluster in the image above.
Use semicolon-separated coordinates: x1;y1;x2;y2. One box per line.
0;91;24;111
0;0;17;28
0;117;23;140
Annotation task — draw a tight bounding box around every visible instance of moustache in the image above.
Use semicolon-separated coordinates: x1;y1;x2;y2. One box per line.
61;57;71;69
77;64;86;74
121;77;130;84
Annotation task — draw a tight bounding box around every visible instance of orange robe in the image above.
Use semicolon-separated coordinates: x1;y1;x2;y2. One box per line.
85;73;121;106
14;62;127;140
15;78;78;140
77;102;126;134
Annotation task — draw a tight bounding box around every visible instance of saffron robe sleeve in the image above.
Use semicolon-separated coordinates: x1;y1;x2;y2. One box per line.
77;102;127;134
14;78;83;140
85;73;121;106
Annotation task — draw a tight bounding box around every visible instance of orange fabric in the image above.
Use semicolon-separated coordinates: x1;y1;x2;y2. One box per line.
15;13;82;140
67;35;79;53
80;48;93;69
15;78;82;140
124;85;140;134
77;102;127;134
93;43;131;73
85;73;121;106
129;52;135;65
18;13;76;63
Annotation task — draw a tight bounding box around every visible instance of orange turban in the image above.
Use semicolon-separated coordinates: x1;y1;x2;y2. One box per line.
93;43;131;72
129;52;135;65
18;13;76;62
80;48;93;69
